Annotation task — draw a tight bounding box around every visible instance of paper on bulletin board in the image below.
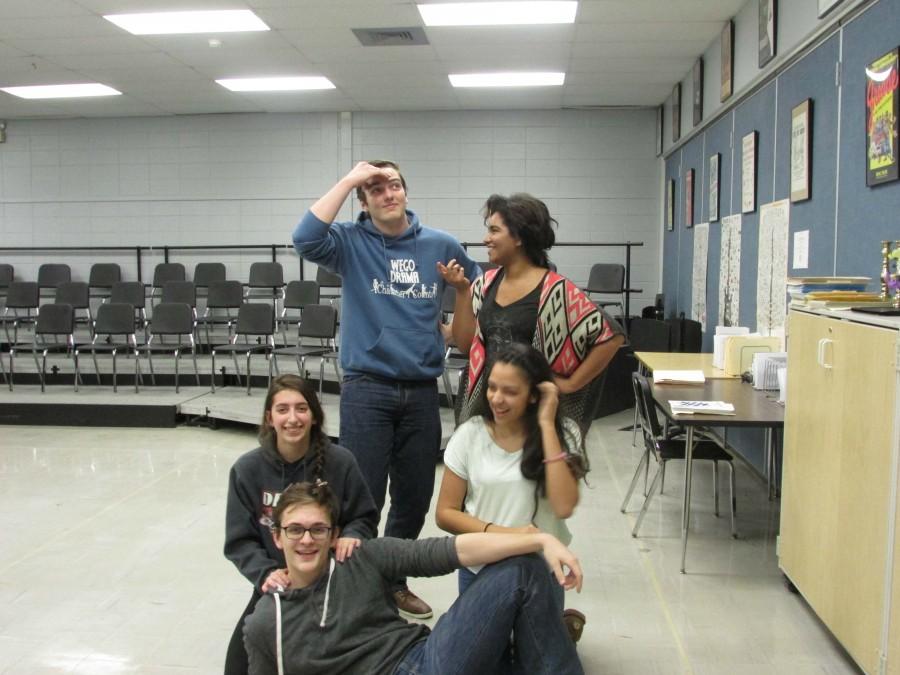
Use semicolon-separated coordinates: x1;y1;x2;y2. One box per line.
792;230;809;269
692;222;709;333
718;214;742;326
757;200;790;335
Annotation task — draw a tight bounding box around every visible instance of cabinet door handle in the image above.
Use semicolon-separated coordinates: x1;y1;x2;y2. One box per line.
820;338;834;369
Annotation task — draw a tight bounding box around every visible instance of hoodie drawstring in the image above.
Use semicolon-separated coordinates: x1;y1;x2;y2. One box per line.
320;557;335;628
274;592;284;675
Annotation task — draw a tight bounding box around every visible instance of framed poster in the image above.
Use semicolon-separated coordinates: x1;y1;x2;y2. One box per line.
790;99;812;201
692;58;704;127
741;131;757;213
672;83;681;142
866;48;899;187
685;168;694;228
817;0;844;17
721;20;734;102
709;153;720;222
758;0;776;68
666;179;675;231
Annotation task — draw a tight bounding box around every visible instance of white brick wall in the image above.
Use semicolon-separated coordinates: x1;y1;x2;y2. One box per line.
0;109;661;310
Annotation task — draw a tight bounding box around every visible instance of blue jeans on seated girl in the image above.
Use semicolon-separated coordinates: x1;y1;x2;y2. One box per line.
395;554;582;675
458;564;565;613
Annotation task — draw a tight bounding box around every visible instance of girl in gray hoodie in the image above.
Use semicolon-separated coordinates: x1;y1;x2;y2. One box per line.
223;374;378;674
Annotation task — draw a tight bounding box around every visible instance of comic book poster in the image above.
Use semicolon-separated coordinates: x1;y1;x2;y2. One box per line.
866;48;899;186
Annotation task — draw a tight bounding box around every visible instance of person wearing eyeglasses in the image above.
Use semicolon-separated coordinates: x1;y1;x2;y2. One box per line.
244;481;584;675
224;375;378;675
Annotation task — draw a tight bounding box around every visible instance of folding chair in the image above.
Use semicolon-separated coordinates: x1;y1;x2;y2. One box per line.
315;266;342;306
134;302;200;394
74;302;139;393
621;372;736;538
8;303;76;392
55;281;93;336
277;280;320;346
110;281;148;335
1;281;40;345
271;304;340;396
149;263;186;302
211;303;276;395
585;263;626;326
196;280;244;348
245;262;285;312
192;262;226;297
37;263;71;299
88;263;122;302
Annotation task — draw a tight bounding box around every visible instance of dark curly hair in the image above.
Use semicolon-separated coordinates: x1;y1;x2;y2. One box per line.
259;374;330;483
480;343;588;517
482;193;557;268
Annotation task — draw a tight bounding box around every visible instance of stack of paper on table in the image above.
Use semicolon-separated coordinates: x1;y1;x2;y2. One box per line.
652;370;706;384
669;400;736;415
713;326;749;369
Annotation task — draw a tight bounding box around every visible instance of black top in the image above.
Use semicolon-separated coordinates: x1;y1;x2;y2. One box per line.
478;269;544;357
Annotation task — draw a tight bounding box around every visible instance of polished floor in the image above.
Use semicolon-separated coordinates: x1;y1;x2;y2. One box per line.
0;409;858;674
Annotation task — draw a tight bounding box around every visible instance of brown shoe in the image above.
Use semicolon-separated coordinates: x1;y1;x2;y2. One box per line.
563;609;586;643
393;587;433;619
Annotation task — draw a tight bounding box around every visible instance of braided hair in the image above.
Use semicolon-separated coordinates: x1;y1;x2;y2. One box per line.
479;343;589;516
259;374;330;482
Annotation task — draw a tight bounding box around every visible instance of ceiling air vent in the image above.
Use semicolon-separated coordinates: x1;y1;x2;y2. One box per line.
352;27;429;46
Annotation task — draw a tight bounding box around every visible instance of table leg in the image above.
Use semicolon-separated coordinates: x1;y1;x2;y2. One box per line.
765;428;776;501
681;426;694;574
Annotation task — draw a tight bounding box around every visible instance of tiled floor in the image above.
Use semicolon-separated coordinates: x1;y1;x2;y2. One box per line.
0;410;859;674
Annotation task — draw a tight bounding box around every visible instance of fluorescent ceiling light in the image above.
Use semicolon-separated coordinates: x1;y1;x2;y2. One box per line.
216;77;336;92
449;72;565;87
418;1;577;26
1;83;122;99
104;10;269;35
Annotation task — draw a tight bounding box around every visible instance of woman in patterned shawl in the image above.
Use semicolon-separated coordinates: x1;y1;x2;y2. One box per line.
438;193;624;430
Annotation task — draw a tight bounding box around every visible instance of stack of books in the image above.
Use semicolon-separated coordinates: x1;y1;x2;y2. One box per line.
787;276;885;309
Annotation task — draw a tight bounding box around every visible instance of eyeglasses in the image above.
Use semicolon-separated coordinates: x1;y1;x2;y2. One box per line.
278;524;332;541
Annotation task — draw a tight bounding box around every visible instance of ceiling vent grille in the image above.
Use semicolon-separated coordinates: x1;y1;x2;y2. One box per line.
352;27;429;46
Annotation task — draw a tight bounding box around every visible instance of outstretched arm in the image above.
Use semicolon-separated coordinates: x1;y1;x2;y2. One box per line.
455;531;583;591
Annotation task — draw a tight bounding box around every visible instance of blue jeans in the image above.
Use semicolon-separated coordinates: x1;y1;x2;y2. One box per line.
340;374;442;585
394;555;583;675
458;566;564;614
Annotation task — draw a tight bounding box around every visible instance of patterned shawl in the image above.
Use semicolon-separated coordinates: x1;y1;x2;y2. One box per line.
458;267;620;426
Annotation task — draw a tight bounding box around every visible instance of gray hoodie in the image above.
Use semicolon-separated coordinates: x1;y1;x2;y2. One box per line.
224;441;379;590
244;537;459;675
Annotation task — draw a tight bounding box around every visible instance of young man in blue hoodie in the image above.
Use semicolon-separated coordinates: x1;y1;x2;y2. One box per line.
293;160;480;619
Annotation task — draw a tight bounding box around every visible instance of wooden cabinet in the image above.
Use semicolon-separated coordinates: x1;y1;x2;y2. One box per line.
781;309;899;675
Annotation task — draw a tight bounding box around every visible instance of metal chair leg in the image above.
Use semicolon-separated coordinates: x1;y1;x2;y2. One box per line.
660;463;666;495
112;349;118;393
728;461;737;538
620;448;649;513
174;349;181;394
632;463;664;538
8;348;14;391
713;461;720;517
245;351;252;395
191;347;200;386
211;349;217;393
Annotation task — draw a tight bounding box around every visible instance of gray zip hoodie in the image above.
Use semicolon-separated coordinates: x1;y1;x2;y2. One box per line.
224;441;379;590
244;537;459;675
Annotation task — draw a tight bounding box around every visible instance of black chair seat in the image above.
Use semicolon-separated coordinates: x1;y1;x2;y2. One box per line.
656;438;732;462
138;341;195;353
78;341;135;354
274;345;328;358
213;343;272;354
11;340;71;353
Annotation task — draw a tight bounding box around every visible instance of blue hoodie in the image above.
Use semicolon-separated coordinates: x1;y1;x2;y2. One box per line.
293;209;479;380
